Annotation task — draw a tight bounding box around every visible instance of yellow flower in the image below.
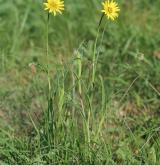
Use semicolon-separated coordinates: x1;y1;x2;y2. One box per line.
44;0;64;16
101;0;120;21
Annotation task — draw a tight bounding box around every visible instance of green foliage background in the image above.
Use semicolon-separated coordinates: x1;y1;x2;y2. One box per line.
0;0;160;164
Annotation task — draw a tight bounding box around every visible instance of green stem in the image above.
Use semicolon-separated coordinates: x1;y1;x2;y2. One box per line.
95;22;107;70
92;15;105;87
46;13;51;97
92;27;100;87
46;13;52;145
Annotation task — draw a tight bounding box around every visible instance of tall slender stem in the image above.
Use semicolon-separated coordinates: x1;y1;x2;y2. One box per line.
46;13;51;96
92;26;100;87
46;13;52;145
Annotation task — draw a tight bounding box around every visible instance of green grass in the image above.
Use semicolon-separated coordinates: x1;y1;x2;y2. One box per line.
0;0;160;164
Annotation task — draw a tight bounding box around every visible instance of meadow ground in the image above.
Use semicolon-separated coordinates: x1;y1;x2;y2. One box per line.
0;0;160;164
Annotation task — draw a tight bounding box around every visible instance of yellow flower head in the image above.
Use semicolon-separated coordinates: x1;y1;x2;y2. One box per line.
44;0;64;16
101;0;120;21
